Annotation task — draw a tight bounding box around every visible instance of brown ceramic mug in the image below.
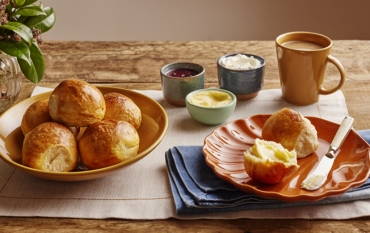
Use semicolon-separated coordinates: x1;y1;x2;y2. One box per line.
275;31;345;105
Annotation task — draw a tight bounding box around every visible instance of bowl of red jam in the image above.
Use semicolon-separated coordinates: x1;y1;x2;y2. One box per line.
160;62;205;106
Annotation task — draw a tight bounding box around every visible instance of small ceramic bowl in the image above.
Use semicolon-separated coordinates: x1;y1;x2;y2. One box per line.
185;88;237;125
217;53;265;100
160;62;205;106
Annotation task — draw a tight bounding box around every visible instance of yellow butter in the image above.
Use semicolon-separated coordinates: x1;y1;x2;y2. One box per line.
250;138;296;163
189;90;232;107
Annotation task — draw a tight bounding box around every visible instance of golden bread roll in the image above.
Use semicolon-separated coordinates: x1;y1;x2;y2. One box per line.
103;92;142;129
262;108;319;158
21;99;52;135
79;119;140;170
48;79;106;127
22;122;78;172
244;138;299;184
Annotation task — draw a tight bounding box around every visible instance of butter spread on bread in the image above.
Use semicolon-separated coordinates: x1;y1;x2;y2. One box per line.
244;138;299;184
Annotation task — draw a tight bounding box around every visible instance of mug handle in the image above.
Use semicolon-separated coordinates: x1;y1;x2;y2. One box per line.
318;55;346;95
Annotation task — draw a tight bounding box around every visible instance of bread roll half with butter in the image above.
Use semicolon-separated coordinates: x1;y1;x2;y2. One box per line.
262;108;319;158
22;122;78;172
244;138;299;184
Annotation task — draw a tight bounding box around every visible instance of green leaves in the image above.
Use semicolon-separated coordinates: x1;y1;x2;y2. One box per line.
22;0;39;6
15;5;46;17
0;22;33;45
0;41;45;84
26;7;56;33
14;0;38;8
0;40;31;63
14;0;26;7
0;1;55;84
18;43;45;84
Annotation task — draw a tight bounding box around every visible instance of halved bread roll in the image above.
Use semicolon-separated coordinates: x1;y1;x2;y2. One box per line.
79;119;140;170
244;138;299;184
22;122;78;172
262;108;319;158
48;79;106;127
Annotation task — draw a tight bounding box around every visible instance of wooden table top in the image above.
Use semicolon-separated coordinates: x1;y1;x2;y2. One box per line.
1;40;370;232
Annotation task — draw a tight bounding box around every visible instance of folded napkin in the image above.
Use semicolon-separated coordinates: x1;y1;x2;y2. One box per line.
165;131;370;215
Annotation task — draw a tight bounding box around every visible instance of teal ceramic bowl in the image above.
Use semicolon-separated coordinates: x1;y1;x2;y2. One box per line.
185;88;237;125
161;62;205;106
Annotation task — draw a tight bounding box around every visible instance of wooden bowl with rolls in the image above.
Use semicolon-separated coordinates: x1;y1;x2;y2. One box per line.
0;79;168;181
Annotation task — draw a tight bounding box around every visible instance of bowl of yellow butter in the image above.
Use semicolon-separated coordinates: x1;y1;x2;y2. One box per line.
185;88;237;125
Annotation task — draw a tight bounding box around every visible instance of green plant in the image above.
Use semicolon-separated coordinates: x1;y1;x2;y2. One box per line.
0;0;55;84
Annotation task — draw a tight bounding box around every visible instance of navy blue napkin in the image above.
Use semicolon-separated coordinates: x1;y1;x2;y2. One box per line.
165;130;370;215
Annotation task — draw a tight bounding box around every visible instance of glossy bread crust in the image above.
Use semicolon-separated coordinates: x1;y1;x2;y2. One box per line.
21;99;52;135
262;108;319;158
79;119;140;170
22;122;78;172
103;92;142;130
48;79;106;127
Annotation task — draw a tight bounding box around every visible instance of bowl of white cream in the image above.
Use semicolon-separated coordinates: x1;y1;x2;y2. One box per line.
217;53;265;100
185;88;236;125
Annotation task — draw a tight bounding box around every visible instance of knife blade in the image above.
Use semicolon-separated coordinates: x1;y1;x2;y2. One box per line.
301;116;354;191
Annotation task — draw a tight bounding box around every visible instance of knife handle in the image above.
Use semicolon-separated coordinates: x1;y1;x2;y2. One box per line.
327;116;354;158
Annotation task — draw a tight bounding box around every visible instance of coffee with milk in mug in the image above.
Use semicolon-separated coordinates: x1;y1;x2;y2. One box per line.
282;41;324;50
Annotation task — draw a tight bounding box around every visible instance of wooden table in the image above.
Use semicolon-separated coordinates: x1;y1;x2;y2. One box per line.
1;40;370;232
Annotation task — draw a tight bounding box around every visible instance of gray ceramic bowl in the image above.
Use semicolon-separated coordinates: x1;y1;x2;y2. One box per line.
185;88;237;125
161;62;205;106
217;53;265;100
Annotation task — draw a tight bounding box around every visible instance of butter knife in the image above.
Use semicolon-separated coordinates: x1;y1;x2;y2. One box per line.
301;116;354;191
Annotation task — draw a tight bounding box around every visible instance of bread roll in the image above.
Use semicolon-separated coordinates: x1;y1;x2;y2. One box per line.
103;92;142;129
244;138;299;184
79;119;140;170
262;108;319;158
22;122;78;172
21;99;52;135
48;79;106;127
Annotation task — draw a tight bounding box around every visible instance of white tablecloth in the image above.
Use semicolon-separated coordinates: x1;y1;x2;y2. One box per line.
1;87;366;220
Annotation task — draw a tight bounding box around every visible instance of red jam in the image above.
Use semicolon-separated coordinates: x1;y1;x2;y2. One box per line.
166;68;199;78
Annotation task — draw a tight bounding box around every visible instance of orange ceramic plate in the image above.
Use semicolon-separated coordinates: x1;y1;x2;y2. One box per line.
203;114;370;202
0;87;168;181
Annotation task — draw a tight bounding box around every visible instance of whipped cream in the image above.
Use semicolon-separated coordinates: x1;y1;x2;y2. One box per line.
219;54;261;70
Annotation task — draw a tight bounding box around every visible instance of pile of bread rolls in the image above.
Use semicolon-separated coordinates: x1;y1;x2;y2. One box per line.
21;79;142;172
244;108;319;184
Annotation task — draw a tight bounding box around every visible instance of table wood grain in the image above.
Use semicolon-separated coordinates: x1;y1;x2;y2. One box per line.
1;40;370;232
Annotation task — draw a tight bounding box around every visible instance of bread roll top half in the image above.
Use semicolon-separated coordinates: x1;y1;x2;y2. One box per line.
262;108;319;158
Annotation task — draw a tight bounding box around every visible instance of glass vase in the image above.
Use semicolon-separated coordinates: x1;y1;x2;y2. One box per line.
0;52;22;113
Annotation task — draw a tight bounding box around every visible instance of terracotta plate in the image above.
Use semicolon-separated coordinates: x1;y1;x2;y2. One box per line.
203;114;370;202
0;87;168;181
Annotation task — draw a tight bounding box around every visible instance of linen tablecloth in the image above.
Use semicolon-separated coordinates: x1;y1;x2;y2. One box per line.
1;87;368;220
